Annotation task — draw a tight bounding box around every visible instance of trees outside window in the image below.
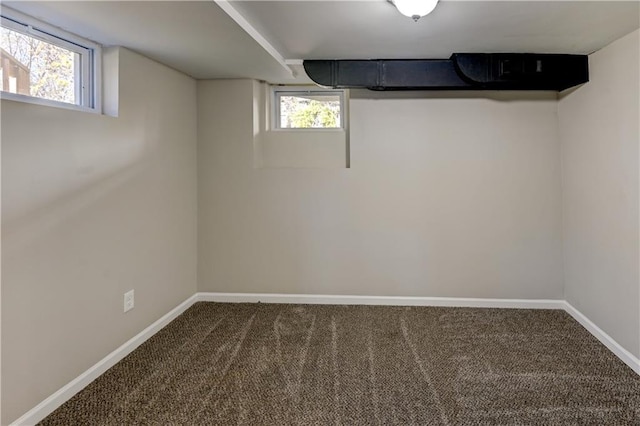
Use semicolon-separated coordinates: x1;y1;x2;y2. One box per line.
279;94;341;129
1;27;76;104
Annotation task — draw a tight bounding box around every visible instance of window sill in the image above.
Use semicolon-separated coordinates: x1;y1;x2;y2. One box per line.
1;92;101;115
268;128;346;133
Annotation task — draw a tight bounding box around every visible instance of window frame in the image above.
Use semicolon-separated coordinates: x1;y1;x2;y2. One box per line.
0;7;101;113
272;86;346;131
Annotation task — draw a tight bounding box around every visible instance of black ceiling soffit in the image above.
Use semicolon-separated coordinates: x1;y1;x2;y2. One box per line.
303;54;589;91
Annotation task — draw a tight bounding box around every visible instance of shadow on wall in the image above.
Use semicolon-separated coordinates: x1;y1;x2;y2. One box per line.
2;161;144;257
1;101;159;245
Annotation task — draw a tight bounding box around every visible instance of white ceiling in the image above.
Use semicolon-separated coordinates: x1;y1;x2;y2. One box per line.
3;0;295;81
4;1;639;84
235;1;640;59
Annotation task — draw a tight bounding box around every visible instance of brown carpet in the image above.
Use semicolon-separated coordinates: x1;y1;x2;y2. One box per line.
40;302;640;425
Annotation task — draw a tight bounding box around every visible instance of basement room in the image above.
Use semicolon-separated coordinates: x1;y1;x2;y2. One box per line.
1;0;639;424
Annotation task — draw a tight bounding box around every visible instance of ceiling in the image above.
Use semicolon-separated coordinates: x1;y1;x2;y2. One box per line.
4;1;639;84
3;0;294;81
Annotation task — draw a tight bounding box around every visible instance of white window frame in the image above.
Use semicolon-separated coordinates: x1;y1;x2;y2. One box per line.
272;86;346;130
0;7;101;113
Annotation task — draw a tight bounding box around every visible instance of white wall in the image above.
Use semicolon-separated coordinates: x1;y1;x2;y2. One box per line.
253;83;348;169
198;80;564;299
559;29;640;359
1;48;198;424
6;29;638;424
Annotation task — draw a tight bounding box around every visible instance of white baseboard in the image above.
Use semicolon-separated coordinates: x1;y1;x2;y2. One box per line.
12;292;639;425
197;292;565;309
563;301;640;375
11;294;199;426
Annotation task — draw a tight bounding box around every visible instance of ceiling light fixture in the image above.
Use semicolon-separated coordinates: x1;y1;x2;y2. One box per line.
391;0;439;22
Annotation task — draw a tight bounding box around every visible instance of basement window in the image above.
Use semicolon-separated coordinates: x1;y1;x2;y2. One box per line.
273;86;345;129
0;7;101;112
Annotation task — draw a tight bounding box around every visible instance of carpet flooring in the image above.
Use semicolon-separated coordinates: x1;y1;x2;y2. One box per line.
40;302;640;425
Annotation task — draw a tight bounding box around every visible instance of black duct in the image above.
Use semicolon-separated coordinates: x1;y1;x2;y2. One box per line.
303;54;588;91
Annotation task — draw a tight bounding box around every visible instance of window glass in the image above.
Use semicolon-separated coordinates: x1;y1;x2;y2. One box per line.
1;26;78;104
0;8;99;111
276;90;344;129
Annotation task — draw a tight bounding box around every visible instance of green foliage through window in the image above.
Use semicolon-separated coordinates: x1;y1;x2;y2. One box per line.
278;92;342;129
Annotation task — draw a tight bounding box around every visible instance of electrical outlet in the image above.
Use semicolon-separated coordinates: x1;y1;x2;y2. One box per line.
124;290;134;313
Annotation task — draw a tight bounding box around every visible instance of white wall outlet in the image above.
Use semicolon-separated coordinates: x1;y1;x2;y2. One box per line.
124;290;135;313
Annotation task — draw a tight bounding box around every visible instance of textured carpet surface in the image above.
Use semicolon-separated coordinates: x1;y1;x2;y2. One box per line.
41;302;640;425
